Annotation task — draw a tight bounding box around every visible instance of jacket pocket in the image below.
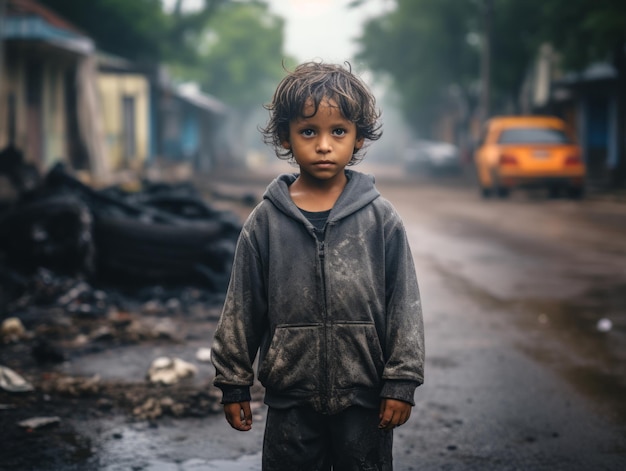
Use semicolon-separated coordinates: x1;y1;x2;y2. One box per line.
258;324;322;392
332;323;384;389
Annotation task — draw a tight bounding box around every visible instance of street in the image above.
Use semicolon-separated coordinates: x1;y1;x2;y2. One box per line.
198;166;626;470
2;165;626;470
3;1;626;469
376;172;626;470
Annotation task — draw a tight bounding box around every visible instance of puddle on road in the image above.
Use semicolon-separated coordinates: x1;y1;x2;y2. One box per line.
99;453;262;471
69;410;266;471
185;453;262;470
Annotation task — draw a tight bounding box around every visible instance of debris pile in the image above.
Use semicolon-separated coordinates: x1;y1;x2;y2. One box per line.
147;356;198;385
0;163;242;289
0;365;34;393
0;163;250;424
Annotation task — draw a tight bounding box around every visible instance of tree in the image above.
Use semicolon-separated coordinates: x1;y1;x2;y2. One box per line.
488;0;542;112
356;0;547;139
188;1;292;110
41;0;293;163
166;1;294;161
356;0;480;137
538;0;626;71
39;0;226;63
40;0;289;110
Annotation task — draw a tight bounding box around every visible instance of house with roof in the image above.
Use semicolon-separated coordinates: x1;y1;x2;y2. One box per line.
95;55;228;179
521;44;623;186
0;0;107;181
1;0;229;187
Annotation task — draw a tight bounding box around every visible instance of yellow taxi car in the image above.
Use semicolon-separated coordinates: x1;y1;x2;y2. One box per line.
474;116;586;198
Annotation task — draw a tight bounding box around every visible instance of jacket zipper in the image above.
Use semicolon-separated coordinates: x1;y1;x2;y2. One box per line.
318;237;330;412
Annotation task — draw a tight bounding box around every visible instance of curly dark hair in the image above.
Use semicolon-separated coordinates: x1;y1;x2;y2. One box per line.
261;61;382;165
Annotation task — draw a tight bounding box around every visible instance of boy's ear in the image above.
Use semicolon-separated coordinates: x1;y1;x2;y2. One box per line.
354;136;365;152
281;140;291;150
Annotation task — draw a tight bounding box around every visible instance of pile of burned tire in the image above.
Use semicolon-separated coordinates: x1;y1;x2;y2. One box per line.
0;164;243;292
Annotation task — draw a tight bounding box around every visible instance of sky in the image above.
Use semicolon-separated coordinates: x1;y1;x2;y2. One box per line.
264;0;392;63
162;0;392;64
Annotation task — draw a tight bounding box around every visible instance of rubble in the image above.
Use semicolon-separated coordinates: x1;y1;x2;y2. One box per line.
31;338;66;364
596;318;613;332
46;375;102;397
0;366;34;393
147;357;198;385
1;317;28;342
196;347;212;363
17;416;61;430
0;163;242;289
131;396;190;420
0;163;250;433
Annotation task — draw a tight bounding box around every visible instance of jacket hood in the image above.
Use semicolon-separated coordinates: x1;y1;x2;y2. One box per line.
263;169;380;222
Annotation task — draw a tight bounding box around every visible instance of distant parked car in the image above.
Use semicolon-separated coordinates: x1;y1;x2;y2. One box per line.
474;116;586;198
403;140;462;175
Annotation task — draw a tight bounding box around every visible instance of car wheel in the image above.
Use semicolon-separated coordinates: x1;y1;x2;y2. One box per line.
496;187;510;198
567;186;585;200
480;186;492;198
548;185;561;199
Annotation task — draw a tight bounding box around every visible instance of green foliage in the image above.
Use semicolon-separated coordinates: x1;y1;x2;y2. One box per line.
356;0;480;133
488;0;543;109
40;0;292;112
356;0;626;133
39;0;225;63
174;1;294;110
538;0;626;69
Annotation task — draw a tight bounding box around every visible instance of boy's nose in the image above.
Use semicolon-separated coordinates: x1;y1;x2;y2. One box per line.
316;135;332;153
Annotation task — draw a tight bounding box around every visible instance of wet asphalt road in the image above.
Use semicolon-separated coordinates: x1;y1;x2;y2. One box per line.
376;173;626;470
44;165;626;470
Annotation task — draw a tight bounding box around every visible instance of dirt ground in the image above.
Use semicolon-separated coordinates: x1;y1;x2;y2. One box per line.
0;285;252;467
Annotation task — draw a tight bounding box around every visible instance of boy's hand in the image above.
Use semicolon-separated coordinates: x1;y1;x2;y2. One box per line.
378;398;412;431
224;401;253;431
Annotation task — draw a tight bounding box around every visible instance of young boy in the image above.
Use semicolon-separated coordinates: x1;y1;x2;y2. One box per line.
211;62;425;470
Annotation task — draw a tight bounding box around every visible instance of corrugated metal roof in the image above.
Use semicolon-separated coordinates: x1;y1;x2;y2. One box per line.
6;0;85;35
3;0;93;54
176;83;228;115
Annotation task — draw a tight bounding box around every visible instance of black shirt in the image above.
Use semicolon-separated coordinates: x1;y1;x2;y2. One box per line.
299;208;331;239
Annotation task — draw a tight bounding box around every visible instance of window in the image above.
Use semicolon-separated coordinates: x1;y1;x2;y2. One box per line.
497;127;571;145
122;96;136;161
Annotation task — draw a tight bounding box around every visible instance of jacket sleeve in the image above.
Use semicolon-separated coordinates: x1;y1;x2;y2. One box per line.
380;212;425;405
211;225;267;404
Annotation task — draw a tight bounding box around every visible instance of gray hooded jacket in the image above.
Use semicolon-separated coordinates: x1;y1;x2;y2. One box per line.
211;170;424;414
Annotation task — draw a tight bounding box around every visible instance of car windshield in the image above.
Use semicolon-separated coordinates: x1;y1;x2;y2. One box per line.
497;127;572;144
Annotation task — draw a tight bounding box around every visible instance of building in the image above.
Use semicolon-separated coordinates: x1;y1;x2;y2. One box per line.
0;0;107;181
522;44;623;186
1;0;229;187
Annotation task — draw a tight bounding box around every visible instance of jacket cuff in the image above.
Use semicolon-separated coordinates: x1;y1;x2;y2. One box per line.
380;380;420;406
218;385;252;404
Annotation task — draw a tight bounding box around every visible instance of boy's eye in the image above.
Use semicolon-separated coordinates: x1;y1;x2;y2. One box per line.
300;129;315;137
333;128;347;136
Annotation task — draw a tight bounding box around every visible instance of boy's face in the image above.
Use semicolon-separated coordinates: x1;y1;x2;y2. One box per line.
282;98;364;182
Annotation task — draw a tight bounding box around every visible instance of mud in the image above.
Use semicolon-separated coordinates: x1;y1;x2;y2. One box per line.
0;285;267;470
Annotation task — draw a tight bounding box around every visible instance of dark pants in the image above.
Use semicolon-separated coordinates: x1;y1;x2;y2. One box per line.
262;406;393;471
